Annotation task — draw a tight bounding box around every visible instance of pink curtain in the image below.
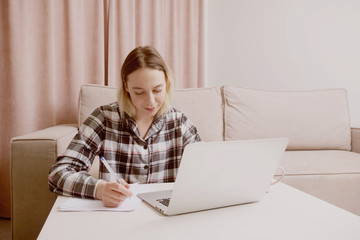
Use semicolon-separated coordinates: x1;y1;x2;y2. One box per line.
0;0;205;218
106;0;205;88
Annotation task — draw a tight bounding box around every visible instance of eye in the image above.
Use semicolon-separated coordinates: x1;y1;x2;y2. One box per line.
135;92;143;95
153;89;162;93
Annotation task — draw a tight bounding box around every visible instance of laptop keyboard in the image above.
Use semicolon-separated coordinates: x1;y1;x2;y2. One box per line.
156;197;171;207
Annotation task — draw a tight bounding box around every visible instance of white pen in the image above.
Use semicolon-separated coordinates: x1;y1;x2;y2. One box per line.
100;156;121;184
100;156;133;199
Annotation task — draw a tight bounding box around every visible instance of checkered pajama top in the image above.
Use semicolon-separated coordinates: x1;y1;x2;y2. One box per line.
48;102;201;199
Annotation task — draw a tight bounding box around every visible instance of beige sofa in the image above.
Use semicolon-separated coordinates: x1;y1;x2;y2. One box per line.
11;84;360;240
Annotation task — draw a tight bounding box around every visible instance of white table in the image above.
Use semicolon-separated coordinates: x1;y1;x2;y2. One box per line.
38;183;360;240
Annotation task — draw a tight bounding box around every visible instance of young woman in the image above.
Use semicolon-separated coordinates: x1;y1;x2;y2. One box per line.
48;46;201;207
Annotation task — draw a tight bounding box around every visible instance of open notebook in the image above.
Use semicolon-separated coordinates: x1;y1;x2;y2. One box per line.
58;183;158;212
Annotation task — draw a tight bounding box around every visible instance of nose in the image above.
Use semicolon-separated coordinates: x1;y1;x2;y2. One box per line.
145;93;155;105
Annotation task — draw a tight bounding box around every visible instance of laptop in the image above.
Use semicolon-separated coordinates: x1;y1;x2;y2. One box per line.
137;138;289;215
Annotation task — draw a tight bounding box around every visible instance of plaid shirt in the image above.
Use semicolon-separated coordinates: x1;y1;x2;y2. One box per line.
48;102;201;199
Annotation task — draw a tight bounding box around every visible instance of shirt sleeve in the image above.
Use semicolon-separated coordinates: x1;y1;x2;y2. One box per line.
48;108;105;199
180;113;202;146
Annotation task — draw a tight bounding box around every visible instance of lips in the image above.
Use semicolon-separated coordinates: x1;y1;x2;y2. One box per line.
145;106;156;111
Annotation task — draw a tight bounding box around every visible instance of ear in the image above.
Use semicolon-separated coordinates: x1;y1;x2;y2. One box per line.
123;80;129;92
165;77;169;91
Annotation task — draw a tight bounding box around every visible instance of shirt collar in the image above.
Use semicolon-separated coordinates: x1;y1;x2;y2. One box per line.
124;113;166;140
146;115;165;139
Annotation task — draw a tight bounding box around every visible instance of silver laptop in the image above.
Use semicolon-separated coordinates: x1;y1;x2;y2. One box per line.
137;138;288;215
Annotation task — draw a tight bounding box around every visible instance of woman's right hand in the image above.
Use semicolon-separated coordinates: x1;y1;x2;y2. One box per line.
95;179;133;207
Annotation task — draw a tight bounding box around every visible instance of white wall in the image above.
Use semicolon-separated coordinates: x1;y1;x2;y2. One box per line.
207;0;360;126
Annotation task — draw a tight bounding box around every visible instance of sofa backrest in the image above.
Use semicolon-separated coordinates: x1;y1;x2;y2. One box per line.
172;88;223;141
78;84;224;142
223;86;351;150
78;84;352;150
78;84;118;126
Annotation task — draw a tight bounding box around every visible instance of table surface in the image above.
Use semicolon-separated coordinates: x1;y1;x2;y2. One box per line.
38;183;360;240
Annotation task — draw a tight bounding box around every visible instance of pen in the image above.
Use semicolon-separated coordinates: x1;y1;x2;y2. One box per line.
100;156;121;184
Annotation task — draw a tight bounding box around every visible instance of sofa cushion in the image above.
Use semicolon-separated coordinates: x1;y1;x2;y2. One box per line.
223;86;351;150
280;150;360;175
78;84;117;126
282;172;360;216
279;150;360;216
171;88;223;142
351;128;360;153
78;84;224;142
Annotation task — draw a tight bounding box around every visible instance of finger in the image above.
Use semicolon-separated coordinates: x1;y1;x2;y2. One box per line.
109;194;128;203
110;182;133;197
119;179;130;188
105;203;118;208
111;179;132;197
106;190;127;201
101;182;131;207
103;193;127;207
104;198;123;208
103;183;126;199
115;184;133;197
104;198;120;207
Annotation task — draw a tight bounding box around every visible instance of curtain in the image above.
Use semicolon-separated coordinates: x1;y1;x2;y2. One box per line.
0;0;205;218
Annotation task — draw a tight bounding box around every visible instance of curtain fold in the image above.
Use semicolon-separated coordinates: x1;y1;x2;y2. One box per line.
105;0;205;88
0;0;205;218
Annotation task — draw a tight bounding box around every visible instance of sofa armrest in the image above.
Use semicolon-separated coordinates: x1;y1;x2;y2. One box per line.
11;124;78;240
351;127;360;153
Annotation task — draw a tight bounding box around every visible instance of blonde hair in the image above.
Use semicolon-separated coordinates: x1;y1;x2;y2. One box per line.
117;46;173;118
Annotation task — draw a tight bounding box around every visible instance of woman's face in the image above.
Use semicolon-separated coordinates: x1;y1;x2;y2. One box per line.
125;68;167;121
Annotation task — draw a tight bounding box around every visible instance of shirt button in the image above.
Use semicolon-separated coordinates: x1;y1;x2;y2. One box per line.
144;165;149;170
143;144;148;150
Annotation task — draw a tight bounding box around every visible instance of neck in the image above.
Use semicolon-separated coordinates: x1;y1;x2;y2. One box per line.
134;115;154;125
134;117;154;139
